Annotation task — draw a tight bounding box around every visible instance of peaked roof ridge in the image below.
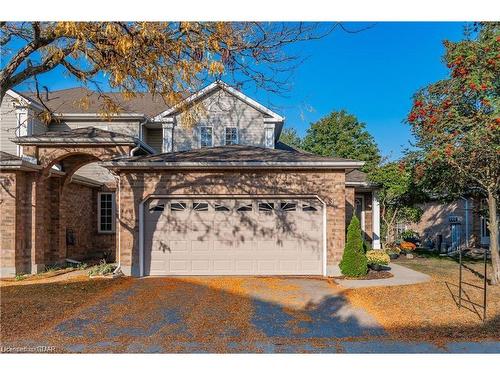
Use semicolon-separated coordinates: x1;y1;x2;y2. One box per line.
154;80;284;121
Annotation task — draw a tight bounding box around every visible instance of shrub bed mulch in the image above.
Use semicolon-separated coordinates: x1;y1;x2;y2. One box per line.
345;256;500;345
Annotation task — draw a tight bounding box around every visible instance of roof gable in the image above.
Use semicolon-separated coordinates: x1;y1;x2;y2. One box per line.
154;81;284;121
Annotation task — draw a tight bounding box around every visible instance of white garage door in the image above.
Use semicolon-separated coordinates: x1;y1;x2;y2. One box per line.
143;197;323;276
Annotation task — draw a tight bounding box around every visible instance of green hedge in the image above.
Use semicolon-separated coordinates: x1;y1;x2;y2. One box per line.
339;216;368;277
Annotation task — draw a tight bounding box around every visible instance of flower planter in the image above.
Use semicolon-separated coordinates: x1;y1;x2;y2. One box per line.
389;253;399;260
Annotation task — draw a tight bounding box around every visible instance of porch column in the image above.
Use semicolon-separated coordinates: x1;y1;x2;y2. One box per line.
372;192;381;249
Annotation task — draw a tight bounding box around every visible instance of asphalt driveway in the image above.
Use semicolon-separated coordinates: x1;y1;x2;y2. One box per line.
2;276;498;353
2;276;385;353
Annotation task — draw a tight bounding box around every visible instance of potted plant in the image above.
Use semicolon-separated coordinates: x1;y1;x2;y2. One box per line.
366;250;390;271
385;247;400;260
399;241;417;258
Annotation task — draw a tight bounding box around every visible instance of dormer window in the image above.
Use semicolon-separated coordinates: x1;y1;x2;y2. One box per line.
225;127;238;145
200;126;213;148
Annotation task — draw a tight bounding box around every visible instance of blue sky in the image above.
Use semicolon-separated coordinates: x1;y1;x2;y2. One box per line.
251;22;466;160
10;22;466;160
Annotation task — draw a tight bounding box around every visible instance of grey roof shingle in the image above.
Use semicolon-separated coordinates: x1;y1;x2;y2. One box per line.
21;88;169;117
120;144;359;164
13;127;139;145
0;151;22;162
346;169;368;183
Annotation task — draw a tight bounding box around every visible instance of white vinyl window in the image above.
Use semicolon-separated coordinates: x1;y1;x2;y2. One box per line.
199;126;213;148
98;192;115;233
225;127;238;145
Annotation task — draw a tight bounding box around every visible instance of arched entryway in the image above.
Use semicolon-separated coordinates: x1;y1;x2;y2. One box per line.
13;127;147;273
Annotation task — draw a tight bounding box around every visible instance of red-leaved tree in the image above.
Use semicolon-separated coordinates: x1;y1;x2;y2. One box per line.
407;22;500;284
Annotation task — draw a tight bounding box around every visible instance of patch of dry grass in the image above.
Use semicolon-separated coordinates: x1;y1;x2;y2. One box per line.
345;255;500;344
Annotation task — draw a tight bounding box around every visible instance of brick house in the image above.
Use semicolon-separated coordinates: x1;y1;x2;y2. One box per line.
0;81;381;277
402;197;494;252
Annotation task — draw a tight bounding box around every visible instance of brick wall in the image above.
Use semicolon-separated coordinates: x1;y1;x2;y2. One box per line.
362;192;373;242
0;172;17;276
117;169;346;276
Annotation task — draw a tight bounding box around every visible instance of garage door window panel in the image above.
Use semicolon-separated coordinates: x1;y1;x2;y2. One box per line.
193;202;209;211
214;203;231;212
236;203;253;212
280;202;297;212
171;202;187;211
258;202;275;212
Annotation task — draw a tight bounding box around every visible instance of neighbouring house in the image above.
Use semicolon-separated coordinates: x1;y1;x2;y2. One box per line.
399;197;495;252
0;81;380;277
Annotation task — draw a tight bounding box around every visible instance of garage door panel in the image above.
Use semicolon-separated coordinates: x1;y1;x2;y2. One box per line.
191;240;213;252
145;197;323;276
213;259;233;272
191;260;210;272
279;260;299;273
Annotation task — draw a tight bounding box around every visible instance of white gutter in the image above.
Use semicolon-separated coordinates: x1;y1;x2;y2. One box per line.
53;113;145;120
103;161;365;170
13;137;137;144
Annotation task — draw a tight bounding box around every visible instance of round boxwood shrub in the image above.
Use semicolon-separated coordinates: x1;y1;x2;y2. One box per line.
340;216;368;277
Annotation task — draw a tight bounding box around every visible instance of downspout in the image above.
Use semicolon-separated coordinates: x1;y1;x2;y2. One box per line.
113;172;122;276
130;118;149;156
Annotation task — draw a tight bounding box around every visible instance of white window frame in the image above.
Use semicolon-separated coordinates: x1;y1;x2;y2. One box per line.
224;127;239;145
199;126;214;148
98;192;116;234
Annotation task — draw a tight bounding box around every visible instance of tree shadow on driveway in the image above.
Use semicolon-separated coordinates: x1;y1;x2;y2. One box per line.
1;277;384;353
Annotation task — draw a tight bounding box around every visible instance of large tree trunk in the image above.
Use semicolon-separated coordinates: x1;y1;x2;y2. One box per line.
487;190;500;285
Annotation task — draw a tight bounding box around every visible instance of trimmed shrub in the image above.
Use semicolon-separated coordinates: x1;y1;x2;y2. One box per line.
340;216;368;277
366;250;390;266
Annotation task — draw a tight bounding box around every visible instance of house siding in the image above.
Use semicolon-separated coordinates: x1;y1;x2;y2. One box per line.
144;128;163;153
0;95;19;155
172;88;269;151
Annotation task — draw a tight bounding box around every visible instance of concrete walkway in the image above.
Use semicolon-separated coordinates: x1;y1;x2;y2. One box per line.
334;263;431;289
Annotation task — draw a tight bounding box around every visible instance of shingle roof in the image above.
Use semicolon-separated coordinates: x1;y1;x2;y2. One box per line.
346;169;368;183
21;88;168;117
13;127;139;145
124;144;358;163
0;151;22;162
